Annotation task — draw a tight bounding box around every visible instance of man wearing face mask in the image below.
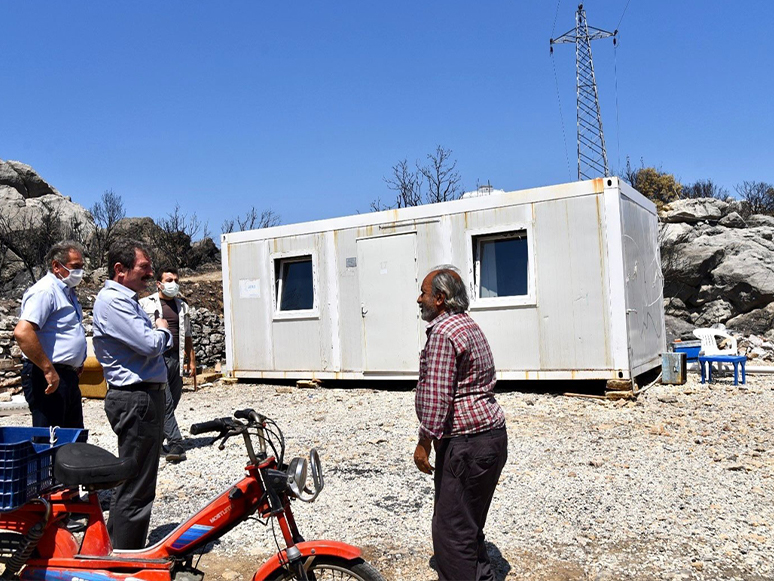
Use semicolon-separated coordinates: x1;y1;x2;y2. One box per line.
14;240;87;428
139;266;195;463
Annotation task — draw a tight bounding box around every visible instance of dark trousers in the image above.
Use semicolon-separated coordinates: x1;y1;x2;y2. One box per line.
433;428;508;581
104;388;164;550
21;360;83;429
163;354;183;445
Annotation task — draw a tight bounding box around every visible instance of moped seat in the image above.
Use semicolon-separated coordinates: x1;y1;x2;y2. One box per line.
54;443;139;491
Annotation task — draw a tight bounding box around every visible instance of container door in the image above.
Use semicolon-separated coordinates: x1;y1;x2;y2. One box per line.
620;194;667;370
356;233;419;373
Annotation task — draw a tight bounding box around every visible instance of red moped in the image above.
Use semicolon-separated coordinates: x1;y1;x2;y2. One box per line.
0;409;385;581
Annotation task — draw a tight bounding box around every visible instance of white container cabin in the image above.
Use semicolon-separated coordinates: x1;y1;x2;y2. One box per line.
220;177;665;383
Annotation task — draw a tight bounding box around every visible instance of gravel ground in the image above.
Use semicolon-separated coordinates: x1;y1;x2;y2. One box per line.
2;373;772;581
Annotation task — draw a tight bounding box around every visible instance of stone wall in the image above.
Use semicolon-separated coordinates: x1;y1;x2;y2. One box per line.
190;307;226;369
0;302;22;388
0;302;227;389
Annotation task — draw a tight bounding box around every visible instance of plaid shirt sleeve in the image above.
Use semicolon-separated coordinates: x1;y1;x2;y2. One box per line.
415;330;457;440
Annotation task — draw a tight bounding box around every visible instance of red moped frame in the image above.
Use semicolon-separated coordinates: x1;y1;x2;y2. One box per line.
0;456;360;581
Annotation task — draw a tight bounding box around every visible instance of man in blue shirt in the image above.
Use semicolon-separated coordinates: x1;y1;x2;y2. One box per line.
93;239;172;550
14;240;87;428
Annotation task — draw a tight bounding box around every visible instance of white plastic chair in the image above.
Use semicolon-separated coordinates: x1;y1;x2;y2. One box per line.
692;328;738;356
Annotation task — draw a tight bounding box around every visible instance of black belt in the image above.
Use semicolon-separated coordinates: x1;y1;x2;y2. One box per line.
109;382;165;392
54;363;79;373
22;360;79;373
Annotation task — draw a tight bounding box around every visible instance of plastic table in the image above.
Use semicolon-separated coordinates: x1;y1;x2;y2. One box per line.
698;355;747;385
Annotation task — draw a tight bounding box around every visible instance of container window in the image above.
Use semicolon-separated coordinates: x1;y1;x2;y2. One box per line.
275;256;314;311
473;231;529;298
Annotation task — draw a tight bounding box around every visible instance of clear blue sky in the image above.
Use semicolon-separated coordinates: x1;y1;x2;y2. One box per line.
2;1;772;237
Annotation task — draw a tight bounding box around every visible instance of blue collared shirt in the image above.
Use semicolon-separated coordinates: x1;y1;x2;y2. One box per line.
19;272;87;368
92;280;173;386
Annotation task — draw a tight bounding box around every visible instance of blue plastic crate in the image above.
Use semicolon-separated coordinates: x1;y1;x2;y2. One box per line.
0;427;88;512
672;340;701;362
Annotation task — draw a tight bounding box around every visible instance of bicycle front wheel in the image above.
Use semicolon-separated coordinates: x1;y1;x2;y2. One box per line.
265;557;385;581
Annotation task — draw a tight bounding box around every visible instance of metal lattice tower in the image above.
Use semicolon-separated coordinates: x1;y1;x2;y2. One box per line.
551;4;616;180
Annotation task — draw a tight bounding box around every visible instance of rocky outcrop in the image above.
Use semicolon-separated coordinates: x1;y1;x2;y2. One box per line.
0;160;61;199
0;160;92;226
660;198;774;351
0;160;95;293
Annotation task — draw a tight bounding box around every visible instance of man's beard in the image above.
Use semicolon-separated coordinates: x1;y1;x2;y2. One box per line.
420;303;439;322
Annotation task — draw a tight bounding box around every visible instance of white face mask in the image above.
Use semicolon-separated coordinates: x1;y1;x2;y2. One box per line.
160;281;180;298
59;265;84;288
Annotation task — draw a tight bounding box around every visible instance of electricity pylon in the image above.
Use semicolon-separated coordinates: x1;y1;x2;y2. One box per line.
550;4;616;180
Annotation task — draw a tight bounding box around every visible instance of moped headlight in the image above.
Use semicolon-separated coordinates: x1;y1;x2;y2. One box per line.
286;457;308;499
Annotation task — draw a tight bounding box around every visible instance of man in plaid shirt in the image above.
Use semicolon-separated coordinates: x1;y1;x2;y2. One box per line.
414;267;507;581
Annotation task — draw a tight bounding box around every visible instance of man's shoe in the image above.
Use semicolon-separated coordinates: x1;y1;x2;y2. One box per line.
165;444;187;463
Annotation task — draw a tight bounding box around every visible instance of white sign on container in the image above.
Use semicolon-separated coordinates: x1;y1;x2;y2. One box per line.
239;279;261;299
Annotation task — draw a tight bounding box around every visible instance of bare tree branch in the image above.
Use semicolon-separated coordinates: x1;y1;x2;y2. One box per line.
384;159;422;208
420;145;462;204
681;179;730;201
735;181;774;216
374;146;463;210
222;208;280;234
151;203;204;268
89;189;126;267
0;200;69;282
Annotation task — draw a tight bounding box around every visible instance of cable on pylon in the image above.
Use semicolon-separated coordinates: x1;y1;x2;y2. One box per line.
551;51;573;181
612;0;632;174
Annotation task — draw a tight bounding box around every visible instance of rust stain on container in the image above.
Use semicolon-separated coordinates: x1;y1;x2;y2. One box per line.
595;195;612;366
592;177;605;193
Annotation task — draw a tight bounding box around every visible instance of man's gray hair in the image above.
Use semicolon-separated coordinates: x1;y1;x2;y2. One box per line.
430;266;469;314
46;240;85;270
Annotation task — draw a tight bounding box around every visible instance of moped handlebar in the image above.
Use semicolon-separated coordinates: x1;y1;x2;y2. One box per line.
234;408;264;423
190;418;231;435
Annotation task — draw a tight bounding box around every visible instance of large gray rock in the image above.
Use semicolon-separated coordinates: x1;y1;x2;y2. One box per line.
0;160;95;291
0;185;25;208
727;303;774;336
665;236;725;287
1;160;60;198
0;164;26;193
709;229;774;310
664;314;696;344
693;299;734;327
113;217;164;245
660;208;774;338
0;161;92;234
661;198;728;223
659;222;693;246
718;212;746;228
746;215;774;228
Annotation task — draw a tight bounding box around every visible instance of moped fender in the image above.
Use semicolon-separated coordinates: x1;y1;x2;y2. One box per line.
252;540;362;581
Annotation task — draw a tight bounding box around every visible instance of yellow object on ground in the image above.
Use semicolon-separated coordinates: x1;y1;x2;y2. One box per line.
80;338;107;399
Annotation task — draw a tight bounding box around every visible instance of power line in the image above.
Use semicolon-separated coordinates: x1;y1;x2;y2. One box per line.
613;0;633;172
551;52;573;181
616;0;633;32
551;0;563;37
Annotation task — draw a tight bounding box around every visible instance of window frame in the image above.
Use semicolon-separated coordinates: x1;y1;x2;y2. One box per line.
466;224;537;310
270;251;319;320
